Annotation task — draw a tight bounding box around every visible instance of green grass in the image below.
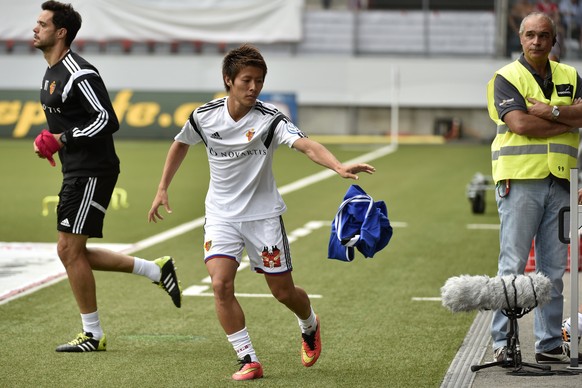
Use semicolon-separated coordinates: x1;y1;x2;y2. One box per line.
0;139;500;387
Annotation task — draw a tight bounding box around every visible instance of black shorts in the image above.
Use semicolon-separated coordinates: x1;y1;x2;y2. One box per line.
57;176;118;238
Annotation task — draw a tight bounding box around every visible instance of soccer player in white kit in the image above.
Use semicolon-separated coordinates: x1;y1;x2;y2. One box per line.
148;44;375;380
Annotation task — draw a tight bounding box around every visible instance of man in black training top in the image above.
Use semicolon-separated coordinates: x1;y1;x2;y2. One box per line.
32;1;182;352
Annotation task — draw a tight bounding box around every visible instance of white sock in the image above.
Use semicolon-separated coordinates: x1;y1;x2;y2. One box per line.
227;327;258;362
297;306;317;335
132;257;161;282
81;311;103;340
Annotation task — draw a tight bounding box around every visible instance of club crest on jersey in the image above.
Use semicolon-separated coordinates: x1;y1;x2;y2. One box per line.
245;129;255;142
204;240;212;251
262;245;281;269
49;81;56;95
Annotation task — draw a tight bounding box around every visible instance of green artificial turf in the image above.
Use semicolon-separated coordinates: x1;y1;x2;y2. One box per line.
0;139;500;387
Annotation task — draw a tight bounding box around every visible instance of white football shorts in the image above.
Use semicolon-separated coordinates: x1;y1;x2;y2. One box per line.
203;216;293;274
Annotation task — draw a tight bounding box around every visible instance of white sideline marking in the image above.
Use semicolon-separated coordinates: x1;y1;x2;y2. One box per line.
412;297;442;302
1;144;397;304
467;224;500;230
0;243;131;304
278;144;397;196
182;285;210;295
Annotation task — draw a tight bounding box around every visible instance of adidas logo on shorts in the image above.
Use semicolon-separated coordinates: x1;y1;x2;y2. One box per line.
60;218;71;227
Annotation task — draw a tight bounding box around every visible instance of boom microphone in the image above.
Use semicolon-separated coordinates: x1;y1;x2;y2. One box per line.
440;273;552;313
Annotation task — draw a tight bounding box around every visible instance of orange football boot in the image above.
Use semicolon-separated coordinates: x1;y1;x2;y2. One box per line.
301;316;321;367
232;355;264;381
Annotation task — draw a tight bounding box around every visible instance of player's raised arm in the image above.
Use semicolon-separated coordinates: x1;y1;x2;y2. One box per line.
291;137;375;180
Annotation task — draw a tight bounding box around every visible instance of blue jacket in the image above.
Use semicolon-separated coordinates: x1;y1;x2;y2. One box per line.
328;185;392;262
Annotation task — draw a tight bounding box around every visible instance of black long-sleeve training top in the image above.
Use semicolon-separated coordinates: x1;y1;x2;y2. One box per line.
40;50;120;178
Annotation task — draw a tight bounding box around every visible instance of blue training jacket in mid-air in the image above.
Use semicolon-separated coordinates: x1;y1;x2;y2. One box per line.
328;185;393;262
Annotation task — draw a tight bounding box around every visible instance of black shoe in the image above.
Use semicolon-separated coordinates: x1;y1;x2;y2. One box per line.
154;256;182;308
55;332;106;352
535;343;581;364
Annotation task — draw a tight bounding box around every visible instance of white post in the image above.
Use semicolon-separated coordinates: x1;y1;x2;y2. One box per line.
390;65;399;148
568;168;580;369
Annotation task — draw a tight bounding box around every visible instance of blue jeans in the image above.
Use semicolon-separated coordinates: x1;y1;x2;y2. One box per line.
491;177;568;353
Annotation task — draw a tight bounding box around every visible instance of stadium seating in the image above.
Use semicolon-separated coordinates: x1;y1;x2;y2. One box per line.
0;8;495;57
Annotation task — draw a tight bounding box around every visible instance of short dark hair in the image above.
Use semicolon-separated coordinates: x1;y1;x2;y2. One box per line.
41;1;82;47
222;44;268;92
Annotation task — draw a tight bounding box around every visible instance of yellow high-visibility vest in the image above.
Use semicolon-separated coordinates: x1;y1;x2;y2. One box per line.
487;60;579;184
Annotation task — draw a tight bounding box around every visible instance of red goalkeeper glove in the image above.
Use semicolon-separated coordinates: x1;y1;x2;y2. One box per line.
34;129;61;166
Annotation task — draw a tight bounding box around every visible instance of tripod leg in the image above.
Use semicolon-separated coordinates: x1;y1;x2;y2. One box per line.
520;361;551;371
471;360;508;372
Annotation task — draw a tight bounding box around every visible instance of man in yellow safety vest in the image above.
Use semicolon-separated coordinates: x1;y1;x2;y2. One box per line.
487;11;582;364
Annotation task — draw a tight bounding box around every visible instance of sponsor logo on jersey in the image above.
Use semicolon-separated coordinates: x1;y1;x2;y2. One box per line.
262;245;281;269
498;98;514;107
245;128;255;142
42;104;62;114
208;147;267;158
210;132;222;140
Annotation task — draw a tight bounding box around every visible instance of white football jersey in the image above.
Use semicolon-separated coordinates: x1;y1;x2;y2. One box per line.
175;97;307;221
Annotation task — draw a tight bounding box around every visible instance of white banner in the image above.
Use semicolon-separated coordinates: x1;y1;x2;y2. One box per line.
0;0;304;43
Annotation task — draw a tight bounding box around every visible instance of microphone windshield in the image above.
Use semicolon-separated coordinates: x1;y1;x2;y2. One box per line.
440;273;551;313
